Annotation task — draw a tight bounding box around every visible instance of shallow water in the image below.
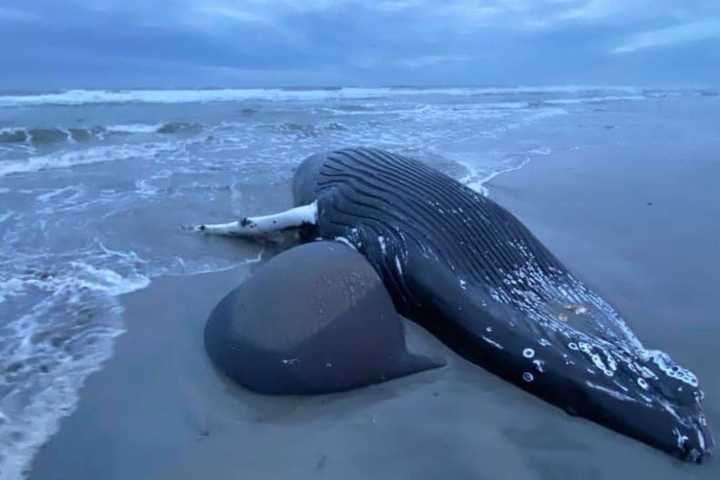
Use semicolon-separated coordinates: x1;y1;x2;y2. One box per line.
0;86;718;478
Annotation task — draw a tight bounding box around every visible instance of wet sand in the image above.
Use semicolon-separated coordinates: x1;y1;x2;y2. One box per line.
29;144;719;479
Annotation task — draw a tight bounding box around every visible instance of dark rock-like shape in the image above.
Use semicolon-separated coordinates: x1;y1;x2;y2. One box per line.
204;241;441;395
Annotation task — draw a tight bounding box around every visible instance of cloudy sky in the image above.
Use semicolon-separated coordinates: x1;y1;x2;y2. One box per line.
1;0;719;89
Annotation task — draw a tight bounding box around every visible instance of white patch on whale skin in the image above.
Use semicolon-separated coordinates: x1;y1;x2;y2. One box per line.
377;235;387;255
482;336;504;350
394;255;403;275
578;342;615;377
281;358;299;365
334;237;357;250
698;429;706;450
673;428;689;450
487;256;707;418
533;359;546;373
647;349;699;387
658;399;683;422
585;381;638;403
564;303;588;315
613;381;630;393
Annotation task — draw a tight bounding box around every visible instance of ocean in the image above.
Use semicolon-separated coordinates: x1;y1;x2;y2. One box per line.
1;86;718;478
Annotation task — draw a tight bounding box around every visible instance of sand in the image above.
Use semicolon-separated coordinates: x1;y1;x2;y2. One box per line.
29;143;720;479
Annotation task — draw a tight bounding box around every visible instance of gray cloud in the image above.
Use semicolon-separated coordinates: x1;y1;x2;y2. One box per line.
613;20;720;53
1;0;718;89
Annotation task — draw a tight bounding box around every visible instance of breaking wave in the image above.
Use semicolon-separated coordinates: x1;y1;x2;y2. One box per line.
0;142;177;177
0;243;149;480
0;86;655;107
0;123;204;147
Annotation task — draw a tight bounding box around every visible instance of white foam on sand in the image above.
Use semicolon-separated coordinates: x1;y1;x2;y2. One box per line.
0;230;268;479
460;149;547;196
0;252;150;480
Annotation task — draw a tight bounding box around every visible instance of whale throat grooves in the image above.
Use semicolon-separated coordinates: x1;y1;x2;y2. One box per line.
297;147;712;462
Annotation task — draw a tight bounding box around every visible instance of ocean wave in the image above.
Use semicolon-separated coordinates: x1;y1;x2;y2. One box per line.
1;128;75;146
0;130;29;144
543;95;647;105
0;142;176;177
0;86;647;107
0;123;203;148
105;124;163;134
0;127;111;145
0;234;268;479
156;122;203;135
322;104;375;113
321;100;532;117
34;184;87;207
106;122;202;135
0;243;150;480
265;121;348;138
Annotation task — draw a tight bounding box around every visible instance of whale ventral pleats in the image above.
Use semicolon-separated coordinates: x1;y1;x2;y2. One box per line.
287;147;714;462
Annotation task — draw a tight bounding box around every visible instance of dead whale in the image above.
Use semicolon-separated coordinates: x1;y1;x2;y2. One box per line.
197;147;713;461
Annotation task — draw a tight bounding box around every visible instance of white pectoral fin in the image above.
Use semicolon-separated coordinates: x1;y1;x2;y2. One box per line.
194;202;317;238
195;221;243;236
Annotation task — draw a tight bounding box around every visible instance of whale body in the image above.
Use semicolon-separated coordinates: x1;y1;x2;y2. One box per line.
286;147;713;461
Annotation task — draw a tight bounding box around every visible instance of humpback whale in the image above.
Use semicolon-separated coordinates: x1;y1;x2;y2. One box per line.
197;147;713;462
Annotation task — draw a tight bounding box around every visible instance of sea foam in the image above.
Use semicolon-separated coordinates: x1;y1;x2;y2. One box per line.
0;142;176;177
0;250;149;480
0;86;646;107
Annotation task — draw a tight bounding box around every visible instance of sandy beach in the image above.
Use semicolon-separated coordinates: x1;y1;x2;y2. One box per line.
27;139;720;479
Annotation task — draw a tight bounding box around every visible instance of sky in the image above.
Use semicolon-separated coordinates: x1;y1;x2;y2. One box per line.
1;0;719;90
